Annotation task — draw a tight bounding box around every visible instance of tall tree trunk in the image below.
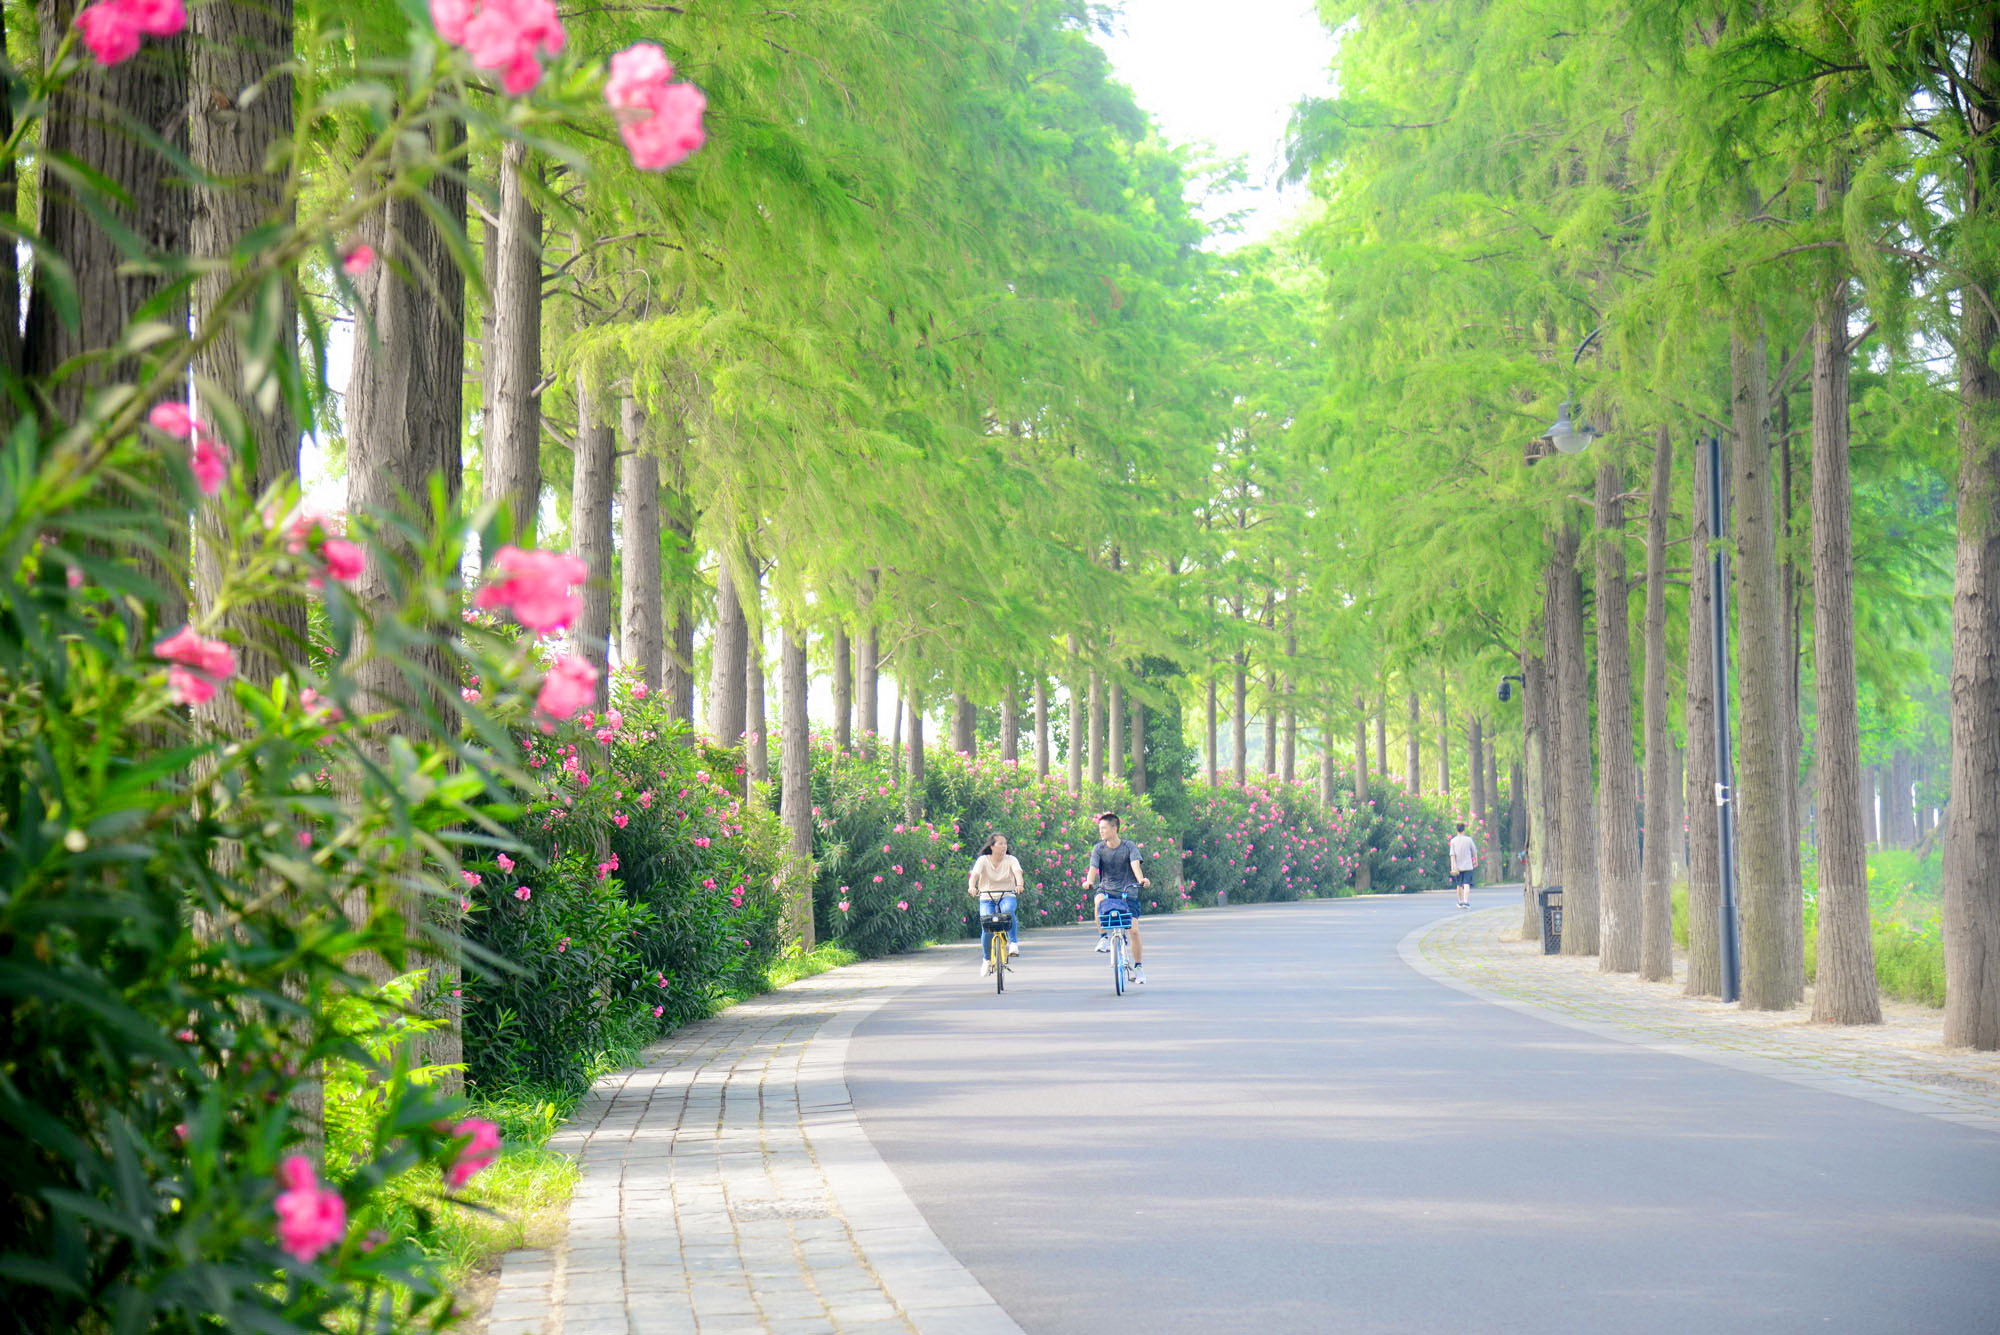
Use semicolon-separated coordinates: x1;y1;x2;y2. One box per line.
1353;695;1373;893
1524;639;1555;941
1035;679;1051;778
1040;683;1056;775
1732;325;1802;1009
1375;693;1387;779
1686;438;1725;998
708;555;747;744
1889;748;1917;847
1233;654;1249;785
570;376;614;709
745;584;767;790
1406;688;1421;793
1436;671;1451;797
618;400;662;696
1001;673;1020;763
1640;428;1676;982
482;139;541;543
780;629;815;949
661;436;696;729
1469;716;1486;832
1263;681;1278;777
1943;5;2000;1049
28;0;190;627
1810;260;1880;1025
1597;457;1642;973
1506;759;1524;884
952;693;976;757
1088;669;1105;785
1553;523;1599;956
1109;678;1125;781
905;694;926;820
832;627;853;753
1206;678;1219;786
1068;636;1085;793
1486;733;1504;882
858;627;879;758
1131;692;1147;795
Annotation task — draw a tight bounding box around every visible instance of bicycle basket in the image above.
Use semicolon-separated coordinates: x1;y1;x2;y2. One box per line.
1097;905;1134;930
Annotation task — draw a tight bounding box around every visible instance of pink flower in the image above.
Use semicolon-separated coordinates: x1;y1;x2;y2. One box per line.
461;871;482;887
632;681;649;699
605;43;707;171
891;865;903;875
154;627;237;706
446;1118;501;1190
189;430;229;495
147;401;196;439
837;900;850;912
320;537;364;583
475;546;589;635
74;0;182;65
437;0;566;94
536;655;599;722
497;853;515;872
613;812;629;829
653;1005;664;1017
896;900;908;911
274;1155;346;1263
514;885;531;901
341;243;375;276
556;937;569;952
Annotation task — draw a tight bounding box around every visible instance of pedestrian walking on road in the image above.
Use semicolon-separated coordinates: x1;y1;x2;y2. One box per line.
969;833;1024;976
1084;812;1150;984
1449;823;1478;908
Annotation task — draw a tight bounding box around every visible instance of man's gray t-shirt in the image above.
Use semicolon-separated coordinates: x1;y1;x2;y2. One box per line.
1091;838;1141;892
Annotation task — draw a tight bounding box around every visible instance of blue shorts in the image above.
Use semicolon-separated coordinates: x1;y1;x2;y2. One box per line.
1453;869;1474;889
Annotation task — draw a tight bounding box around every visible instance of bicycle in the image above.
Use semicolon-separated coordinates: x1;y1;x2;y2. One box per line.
978;892;1015;993
1097;898;1136;996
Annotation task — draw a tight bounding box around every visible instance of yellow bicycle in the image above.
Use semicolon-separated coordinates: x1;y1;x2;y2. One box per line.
979;892;1014;993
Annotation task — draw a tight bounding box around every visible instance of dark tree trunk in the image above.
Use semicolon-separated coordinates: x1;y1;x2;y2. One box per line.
661;436;696;729
952;693;977;757
1524;638;1555;941
1233;654;1248;785
708;554;747;744
569;376;614;709
1485;731;1504;881
858;627;879;758
1001;673;1021;763
1553;523;1598;956
832;627;853;753
1686;437;1725;998
780;629;815;949
1943;5;2000;1049
1810;260;1880;1025
1597;457;1642;974
1109;678;1125;781
744;580;767;789
1131;692;1147;795
1035;679;1051;778
1320;711;1337;807
1732;325;1802;1009
1640;427;1676;982
618;399;662;696
1889;748;1917;847
1089;668;1106;785
1206;677;1219;786
1506;759;1525;884
1469;716;1486;834
1436;672;1450;797
1406;689;1421;793
482;138;541;544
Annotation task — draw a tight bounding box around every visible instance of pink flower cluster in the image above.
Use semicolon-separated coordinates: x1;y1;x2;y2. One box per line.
431;0;566;94
538;654;599;726
274;1154;345;1263
154;628;237;707
475;546;587;635
605;43;707;171
446;1117;501;1189
74;0;183;66
148;402;228;497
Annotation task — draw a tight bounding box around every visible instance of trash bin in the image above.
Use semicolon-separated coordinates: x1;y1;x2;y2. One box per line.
1537;886;1563;954
1216;889;1229;907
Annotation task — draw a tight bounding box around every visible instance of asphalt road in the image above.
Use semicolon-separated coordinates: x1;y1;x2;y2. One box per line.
844;889;2000;1335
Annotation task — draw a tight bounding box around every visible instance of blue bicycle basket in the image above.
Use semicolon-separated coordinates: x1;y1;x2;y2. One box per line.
1097;902;1134;930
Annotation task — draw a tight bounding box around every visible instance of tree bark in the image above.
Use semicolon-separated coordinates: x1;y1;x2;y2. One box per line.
858;627;879;758
1553;523;1599;956
1090;669;1105;785
744;582;767;789
1436;672;1451;797
780;629;815;949
1597;457;1642;974
1131;691;1148;795
1732;324;1802;1009
570;376;614;709
1943;4;2000;1049
832;627;853;753
1686;437;1725;998
1067;638;1084;792
1889;748;1917;847
1406;689;1422;793
661;435;696;729
618;399;662;696
1506;759;1524;883
952;693;976;757
483;138;542;544
708;555;747;744
1233;654;1249;785
1524;640;1555;941
1810;260;1880;1025
1486;733;1505;881
1639;427;1676;982
1035;679;1052;777
1469;716;1486;833
1109;678;1125;781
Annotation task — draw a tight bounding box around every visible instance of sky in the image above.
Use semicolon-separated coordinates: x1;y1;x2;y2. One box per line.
1091;0;1340;245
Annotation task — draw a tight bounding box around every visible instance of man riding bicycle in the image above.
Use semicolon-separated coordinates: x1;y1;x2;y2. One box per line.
1084;811;1149;985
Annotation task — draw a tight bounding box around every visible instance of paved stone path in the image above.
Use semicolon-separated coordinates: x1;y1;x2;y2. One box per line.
1411;905;2000;1135
481;948;1022;1335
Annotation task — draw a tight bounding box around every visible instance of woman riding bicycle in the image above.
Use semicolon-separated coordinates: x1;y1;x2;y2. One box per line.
1084;812;1148;985
968;832;1024;978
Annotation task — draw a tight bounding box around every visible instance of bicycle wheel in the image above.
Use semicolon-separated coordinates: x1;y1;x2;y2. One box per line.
992;931;1007;993
1112;931;1125;996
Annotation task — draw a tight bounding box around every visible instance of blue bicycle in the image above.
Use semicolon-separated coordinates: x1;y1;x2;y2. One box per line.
1098;901;1136;996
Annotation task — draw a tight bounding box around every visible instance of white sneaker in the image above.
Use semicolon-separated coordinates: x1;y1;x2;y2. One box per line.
981;958;993;977
1094;935;1111;954
1132;964;1147;984
1008;941;1020;957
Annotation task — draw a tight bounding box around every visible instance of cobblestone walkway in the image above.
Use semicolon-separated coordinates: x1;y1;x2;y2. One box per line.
1409;905;2000;1135
481;948;1022;1335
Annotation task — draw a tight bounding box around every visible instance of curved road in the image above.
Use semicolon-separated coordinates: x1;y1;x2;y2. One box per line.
845;890;2000;1335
